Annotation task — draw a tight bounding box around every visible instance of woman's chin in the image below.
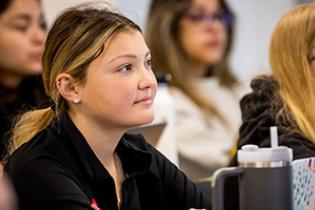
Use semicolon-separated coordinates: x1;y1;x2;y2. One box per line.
22;62;43;75
135;114;155;126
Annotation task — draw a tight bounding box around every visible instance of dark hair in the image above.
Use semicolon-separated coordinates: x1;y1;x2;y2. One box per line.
0;0;41;15
0;0;11;14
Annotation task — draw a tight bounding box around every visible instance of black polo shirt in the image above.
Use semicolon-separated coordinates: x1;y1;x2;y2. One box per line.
5;113;211;210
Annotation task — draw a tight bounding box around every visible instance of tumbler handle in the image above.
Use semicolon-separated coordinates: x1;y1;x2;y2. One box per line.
211;167;244;210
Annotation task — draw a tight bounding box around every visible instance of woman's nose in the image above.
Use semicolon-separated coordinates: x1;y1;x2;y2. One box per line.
138;68;158;90
204;18;225;33
31;24;46;45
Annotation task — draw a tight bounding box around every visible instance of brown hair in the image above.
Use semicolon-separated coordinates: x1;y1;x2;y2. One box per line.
0;0;41;14
145;0;236;125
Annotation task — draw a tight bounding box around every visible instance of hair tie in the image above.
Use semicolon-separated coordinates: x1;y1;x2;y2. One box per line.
50;100;56;111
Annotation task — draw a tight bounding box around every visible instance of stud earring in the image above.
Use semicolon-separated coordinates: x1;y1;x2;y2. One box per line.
72;97;80;104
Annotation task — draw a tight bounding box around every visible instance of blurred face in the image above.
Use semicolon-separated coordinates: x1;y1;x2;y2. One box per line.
76;30;157;129
0;0;46;83
178;0;228;67
0;164;17;210
0;176;16;210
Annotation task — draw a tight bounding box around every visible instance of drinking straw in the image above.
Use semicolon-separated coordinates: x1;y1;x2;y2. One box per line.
270;126;278;148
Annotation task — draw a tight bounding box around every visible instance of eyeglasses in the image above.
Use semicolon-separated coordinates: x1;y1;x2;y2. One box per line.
309;55;315;63
184;12;231;26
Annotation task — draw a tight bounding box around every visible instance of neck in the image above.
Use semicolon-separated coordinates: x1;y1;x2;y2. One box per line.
190;62;209;78
69;111;124;164
68;110;126;207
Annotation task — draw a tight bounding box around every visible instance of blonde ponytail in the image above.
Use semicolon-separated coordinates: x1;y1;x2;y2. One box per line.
10;107;55;153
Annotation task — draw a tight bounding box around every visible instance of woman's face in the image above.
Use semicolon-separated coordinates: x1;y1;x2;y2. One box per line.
74;30;157;129
0;0;46;80
178;0;228;67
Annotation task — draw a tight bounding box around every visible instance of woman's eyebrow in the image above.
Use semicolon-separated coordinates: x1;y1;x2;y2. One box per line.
106;54;137;64
8;14;32;23
107;51;151;64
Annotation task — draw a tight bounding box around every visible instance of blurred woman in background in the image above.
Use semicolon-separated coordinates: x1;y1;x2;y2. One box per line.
0;0;47;160
230;2;315;166
4;4;211;209
146;0;244;180
225;3;315;209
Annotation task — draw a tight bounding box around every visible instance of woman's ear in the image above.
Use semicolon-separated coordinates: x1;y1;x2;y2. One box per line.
56;73;81;104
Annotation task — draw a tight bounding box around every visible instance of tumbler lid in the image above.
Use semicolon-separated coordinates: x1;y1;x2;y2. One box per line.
237;126;293;167
237;144;293;167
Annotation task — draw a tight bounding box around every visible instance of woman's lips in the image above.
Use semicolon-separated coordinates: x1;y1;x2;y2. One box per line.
134;96;153;105
29;52;42;62
206;39;221;48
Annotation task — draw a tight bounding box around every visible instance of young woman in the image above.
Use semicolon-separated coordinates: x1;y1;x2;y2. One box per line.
226;3;315;210
145;0;244;180
0;0;47;160
230;2;315;166
4;4;211;210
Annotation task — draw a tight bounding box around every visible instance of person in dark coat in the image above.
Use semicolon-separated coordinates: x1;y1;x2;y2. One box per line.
0;0;47;160
230;76;315;166
226;3;315;209
5;4;211;210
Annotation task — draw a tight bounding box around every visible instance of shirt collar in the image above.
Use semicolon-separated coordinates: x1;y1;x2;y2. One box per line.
52;112;159;182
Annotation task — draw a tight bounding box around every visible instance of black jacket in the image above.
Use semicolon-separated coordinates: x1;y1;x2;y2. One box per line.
229;76;315;166
0;76;48;160
5;113;211;210
225;76;315;210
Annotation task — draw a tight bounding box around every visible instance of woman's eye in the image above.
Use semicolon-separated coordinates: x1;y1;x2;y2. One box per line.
145;59;153;70
119;64;132;72
146;59;152;67
12;24;28;32
40;21;47;30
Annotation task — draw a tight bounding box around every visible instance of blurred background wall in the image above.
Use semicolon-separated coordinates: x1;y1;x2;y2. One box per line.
42;0;117;24
42;0;305;81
